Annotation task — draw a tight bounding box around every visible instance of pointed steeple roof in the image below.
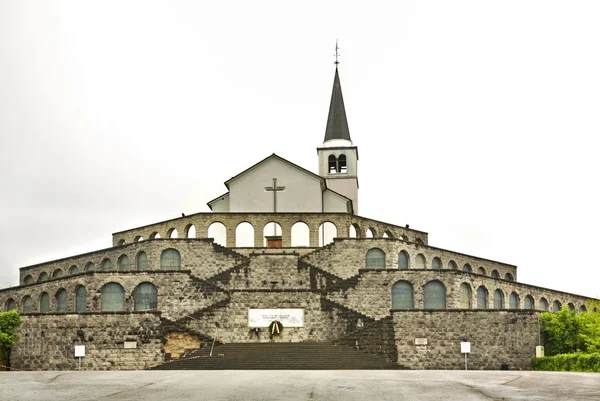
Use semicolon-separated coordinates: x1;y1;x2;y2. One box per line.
324;68;351;143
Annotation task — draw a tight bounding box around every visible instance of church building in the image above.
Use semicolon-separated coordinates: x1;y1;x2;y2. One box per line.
0;64;595;371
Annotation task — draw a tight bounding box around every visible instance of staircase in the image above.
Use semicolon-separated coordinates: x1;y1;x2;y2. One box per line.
151;342;403;370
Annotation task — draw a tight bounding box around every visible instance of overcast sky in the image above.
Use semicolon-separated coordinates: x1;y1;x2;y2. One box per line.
1;1;599;298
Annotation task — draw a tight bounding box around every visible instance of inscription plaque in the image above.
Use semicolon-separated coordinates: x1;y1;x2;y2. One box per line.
248;308;304;327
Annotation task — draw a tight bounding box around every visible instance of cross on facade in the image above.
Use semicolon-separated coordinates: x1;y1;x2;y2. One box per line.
265;178;285;235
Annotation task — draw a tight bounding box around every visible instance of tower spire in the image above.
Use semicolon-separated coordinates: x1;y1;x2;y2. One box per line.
324;41;351;143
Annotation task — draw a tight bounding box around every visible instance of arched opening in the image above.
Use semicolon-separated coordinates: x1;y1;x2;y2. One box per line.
55;289;68;313
366;248;386;269
168;228;179;239
5;298;16;312
161;249;181;270
328;154;337;173
235;222;254;247
186;224;197;238
117;239;126;246
39;292;49;313
75;285;86;313
448;260;458;270
491;270;500;279
349;223;361;238
208;222;227;246
118;255;130;271
477;286;488;309
493;289;504;309
69;265;80;275
568;303;575;311
318;222;337;246
24;275;34;285
415;254;426;269
460;283;472;309
85;262;95;272
291;222;310;247
263;222;283;247
101;283;125;312
509;292;519;309
101;258;113;271
424;281;446;309
134;282;158;311
134;235;144;242
579;305;587;312
52;269;64;279
504;273;514;281
37;272;48;283
22;296;33;313
524;295;535;310
338;154;347;173
365;228;376;238
539;298;549;311
398;251;409;269
553;300;562;312
432;257;442;270
477;266;486;275
462;264;472;273
136;251;148;270
149;232;160;239
392;281;414;309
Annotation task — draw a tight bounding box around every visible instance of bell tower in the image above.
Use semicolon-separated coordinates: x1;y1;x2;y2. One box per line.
317;65;359;213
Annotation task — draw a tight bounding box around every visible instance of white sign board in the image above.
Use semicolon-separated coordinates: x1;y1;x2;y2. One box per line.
414;338;428;346
460;342;471;354
74;345;85;357
248;308;304;328
124;341;137;349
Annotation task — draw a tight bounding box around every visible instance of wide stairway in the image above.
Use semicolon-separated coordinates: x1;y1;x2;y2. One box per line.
151;342;402;370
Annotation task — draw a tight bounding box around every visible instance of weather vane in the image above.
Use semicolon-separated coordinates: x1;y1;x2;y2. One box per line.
334;40;340;66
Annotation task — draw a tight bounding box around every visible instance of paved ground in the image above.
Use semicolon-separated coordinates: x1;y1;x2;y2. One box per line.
1;370;599;401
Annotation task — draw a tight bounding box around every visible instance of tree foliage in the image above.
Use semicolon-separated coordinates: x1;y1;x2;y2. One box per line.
0;310;22;367
541;301;600;356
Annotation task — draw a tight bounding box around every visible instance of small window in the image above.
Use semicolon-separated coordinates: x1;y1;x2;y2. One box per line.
448;260;457;270
477;286;488;309
69;265;80;275
338;154;347;173
460;283;472;309
462;264;472;273
85;262;95;272
101;258;113;271
38;272;49;283
101;283;125;312
53;269;64;279
398;251;409;269
568;303;575;311
160;249;181;270
56;289;68;313
134;283;158;311
328;154;337;174
432;257;442;270
493;289;504;309
22;296;33;313
24;275;34;285
539;298;549;311
415;254;426;269
5;298;16;312
491;270;500;279
524;295;534;310
39;292;50;313
477;267;486;275
391;281;414;309
136;251;149;270
118;255;130;271
579;305;587;312
504;273;514;281
76;286;87;313
366;248;386;269
553;300;562;312
424;281;446;309
509;292;519;310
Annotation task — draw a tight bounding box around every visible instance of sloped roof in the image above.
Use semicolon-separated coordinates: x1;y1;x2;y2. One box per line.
324;68;351;142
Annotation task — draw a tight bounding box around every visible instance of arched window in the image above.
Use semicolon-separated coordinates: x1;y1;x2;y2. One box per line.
415;254;426;269
168;228;178;239
493;289;504;309
460;283;472;309
539;298;549;311
208;222;227;246
553;300;562;312
568;303;575;311
39;292;50;313
448;260;458;270
134;283;158;311
524;295;534;310
491;270;500;279
509;292;519;310
291;222;310;247
134;236;144;242
55;289;67;313
69;265;80;275
338;154;347;173
366;248;386;269
22;296;33;313
161;249;181;270
235;222;254;247
136;251;148;270
118;255;130;271
5;298;16;312
38;272;49;282
462;264;472;273
263;222;283;247
101;258;113;271
424;281;446;309
349;223;361;238
432;257;442;270
101;283;125;312
117;239;126;246
149;232;160;239
398;251;409;269
53;269;64;279
477;267;486;276
383;230;393;239
365;228;376;238
318;222;337;246
504;273;514;281
579;305;587;312
76;285;86;313
392;281;414;309
328;154;337;173
477;286;488;309
24;275;34;285
186;224;196;238
85;262;95;272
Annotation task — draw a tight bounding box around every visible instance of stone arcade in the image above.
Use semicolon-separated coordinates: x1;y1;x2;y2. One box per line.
1;66;596;371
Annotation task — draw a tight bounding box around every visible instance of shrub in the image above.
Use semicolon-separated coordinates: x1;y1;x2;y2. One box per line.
0;310;22;368
532;353;600;372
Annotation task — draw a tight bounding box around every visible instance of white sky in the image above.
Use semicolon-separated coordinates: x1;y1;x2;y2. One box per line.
1;1;599;298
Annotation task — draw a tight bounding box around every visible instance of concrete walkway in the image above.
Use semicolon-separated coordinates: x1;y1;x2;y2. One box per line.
1;370;599;401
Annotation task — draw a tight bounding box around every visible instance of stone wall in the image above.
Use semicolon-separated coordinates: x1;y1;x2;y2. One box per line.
11;313;163;371
393;310;539;370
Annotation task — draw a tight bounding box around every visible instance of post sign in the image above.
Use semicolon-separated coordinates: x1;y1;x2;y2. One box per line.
460;342;471;354
248;308;304;327
74;345;85;357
